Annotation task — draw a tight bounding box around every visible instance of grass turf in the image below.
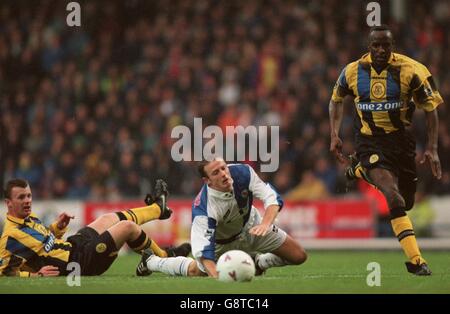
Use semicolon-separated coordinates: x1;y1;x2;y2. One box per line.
1;251;449;294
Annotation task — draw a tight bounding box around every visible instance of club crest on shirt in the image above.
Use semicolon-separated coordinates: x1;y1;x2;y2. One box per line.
371;82;385;99
193;188;204;207
241;189;249;198
369;154;379;164
96;243;107;253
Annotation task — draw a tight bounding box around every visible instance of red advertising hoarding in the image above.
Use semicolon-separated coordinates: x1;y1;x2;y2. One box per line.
84;199;374;245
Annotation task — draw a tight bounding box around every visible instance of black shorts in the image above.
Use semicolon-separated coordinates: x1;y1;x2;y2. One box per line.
355;129;417;209
67;227;118;276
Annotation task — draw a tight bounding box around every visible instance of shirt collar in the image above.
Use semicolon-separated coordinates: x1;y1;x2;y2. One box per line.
207;185;235;200
6;213;35;224
7;214;26;225
366;52;396;65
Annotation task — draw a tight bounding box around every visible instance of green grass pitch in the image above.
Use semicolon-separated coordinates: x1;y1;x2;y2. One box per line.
1;251;449;294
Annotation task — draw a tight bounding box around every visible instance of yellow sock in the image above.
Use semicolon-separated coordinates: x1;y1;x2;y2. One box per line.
127;231;168;256
391;215;426;265
150;240;167;257
128;230;152;253
116;204;161;225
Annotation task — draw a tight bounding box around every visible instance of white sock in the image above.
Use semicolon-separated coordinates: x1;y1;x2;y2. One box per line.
256;253;289;271
146;256;193;276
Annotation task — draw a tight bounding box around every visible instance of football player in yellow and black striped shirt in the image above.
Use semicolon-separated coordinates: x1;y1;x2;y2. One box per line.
0;178;190;276
329;25;443;276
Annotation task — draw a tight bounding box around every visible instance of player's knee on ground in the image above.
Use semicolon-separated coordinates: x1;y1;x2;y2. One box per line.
291;248;308;265
187;260;207;277
283;247;308;265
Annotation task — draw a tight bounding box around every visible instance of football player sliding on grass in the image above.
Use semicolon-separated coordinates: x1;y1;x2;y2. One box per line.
0;178;189;277
136;157;307;278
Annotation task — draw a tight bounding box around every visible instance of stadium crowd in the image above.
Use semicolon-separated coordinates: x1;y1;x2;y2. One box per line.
1;0;449;201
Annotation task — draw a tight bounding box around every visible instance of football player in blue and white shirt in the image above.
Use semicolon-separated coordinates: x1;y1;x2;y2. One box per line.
136;157;307;278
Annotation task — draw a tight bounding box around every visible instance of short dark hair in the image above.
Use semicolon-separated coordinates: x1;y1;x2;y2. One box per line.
197;161;210;178
369;24;391;33
369;24;393;37
4;179;29;199
197;157;226;178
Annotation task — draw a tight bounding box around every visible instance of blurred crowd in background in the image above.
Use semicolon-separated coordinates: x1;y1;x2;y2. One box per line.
1;0;450;202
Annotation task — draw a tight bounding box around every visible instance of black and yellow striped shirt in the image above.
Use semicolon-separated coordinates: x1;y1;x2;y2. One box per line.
331;53;443;136
0;213;72;277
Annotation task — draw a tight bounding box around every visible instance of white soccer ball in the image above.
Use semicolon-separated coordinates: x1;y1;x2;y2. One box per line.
216;250;255;282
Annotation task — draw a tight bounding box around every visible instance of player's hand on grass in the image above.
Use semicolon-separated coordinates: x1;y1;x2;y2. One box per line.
249;223;271;237
35;265;60;277
420;149;442;180
330;136;347;164
56;212;75;229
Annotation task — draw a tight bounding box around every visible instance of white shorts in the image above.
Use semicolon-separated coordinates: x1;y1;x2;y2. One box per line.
196;207;287;273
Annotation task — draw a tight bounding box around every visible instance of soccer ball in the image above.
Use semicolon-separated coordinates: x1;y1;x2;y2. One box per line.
216;250;255;282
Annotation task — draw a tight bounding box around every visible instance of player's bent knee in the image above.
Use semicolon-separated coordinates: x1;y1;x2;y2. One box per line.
294;248;308;265
116;220;140;233
390;207;406;219
92;212;117;225
103;212;118;220
285;248;307;265
383;189;405;209
404;196;415;211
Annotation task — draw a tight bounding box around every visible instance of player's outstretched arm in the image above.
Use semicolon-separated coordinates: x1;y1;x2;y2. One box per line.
420;108;442;179
329;100;346;164
200;258;218;278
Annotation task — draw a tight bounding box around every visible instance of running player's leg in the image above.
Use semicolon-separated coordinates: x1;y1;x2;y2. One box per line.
398;132;418;211
398;171;417;211
369;167;430;275
345;153;375;186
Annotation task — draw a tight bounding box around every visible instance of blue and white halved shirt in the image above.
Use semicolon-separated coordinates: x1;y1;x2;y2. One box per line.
191;163;283;261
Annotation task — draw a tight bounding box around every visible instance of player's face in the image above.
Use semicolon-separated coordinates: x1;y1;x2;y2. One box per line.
369;30;393;68
203;159;234;192
5;185;32;219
